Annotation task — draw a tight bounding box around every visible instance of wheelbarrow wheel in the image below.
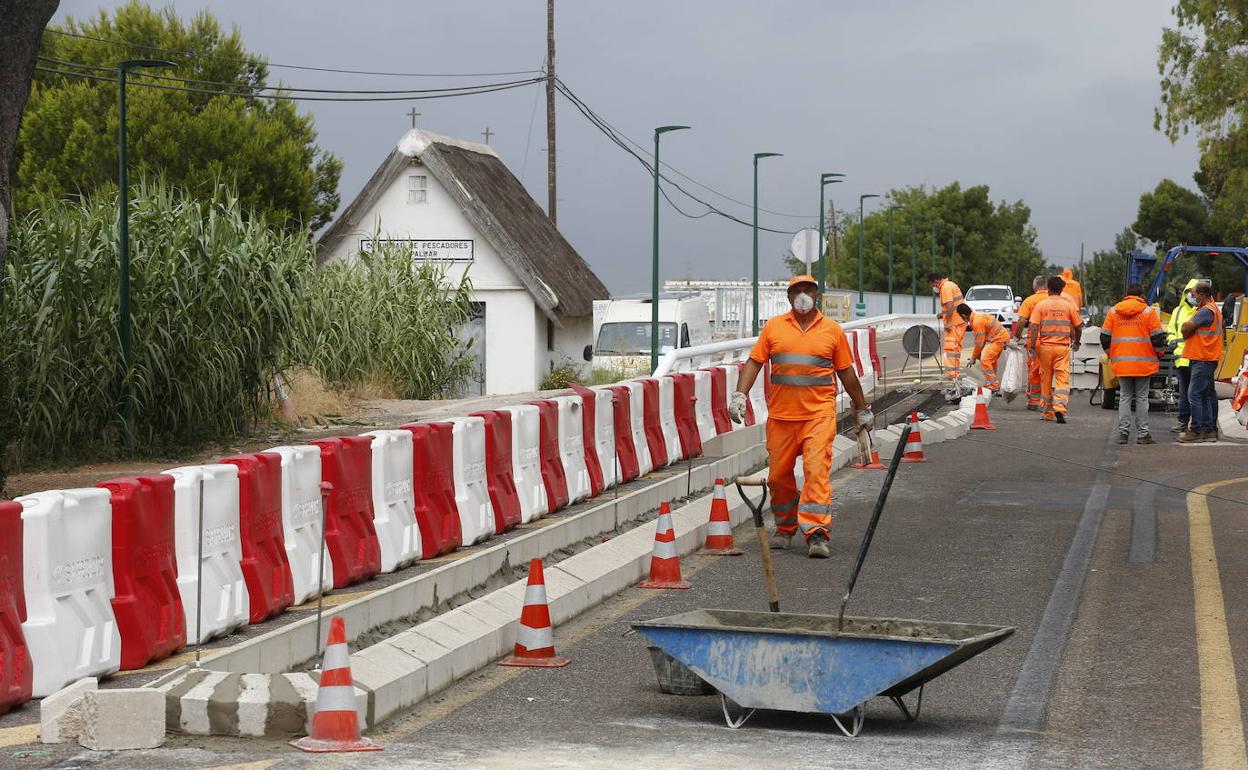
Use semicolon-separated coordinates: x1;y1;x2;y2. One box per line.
719;693;756;730
831;704;864;738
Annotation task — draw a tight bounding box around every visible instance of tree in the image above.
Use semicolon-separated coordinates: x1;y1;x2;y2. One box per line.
1083;228;1141;314
1156;0;1248;145
17;2;341;231
1133;178;1209;252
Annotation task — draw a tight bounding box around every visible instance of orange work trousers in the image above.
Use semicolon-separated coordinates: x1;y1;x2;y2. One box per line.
943;323;966;380
1026;342;1042;406
1037;343;1072;417
979;340;1006;390
766;415;836;542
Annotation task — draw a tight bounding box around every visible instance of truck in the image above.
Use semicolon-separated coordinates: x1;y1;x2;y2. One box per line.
586;294;712;374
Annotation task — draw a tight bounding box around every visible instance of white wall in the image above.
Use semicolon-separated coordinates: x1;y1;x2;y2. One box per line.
479;289;539;394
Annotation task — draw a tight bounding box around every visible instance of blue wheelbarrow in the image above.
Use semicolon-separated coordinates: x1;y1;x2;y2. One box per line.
632;425;1015;736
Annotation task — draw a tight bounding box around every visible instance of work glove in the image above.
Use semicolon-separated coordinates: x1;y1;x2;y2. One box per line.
855;408;874;432
728;391;748;424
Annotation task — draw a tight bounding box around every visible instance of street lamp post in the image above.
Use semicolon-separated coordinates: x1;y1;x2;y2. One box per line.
118;58;175;456
910;220;919;313
856;193;879;319
817;173;845;297
650;125;690;373
930;221;941;313
753;152;782;334
886;204;899;313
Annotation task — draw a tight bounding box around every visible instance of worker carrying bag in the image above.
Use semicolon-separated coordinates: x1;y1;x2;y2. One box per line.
999;343;1026;403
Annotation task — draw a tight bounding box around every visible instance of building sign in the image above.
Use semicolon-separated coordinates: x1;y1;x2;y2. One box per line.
359;238;474;262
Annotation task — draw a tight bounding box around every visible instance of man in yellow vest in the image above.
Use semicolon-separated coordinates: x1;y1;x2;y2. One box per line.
1099;284;1166;444
1178;282;1223;443
1166;278;1205;434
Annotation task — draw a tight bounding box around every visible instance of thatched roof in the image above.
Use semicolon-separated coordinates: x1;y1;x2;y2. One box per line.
316;129;608;322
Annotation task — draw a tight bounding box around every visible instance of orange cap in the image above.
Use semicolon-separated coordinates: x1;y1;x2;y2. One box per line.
789;274;818;289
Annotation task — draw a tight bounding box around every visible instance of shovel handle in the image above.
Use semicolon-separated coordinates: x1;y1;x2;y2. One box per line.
736;480;780;613
838;423;911;630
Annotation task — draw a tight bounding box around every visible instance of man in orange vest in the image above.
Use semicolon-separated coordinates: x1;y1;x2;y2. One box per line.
1022;275;1083;423
1061;267;1083;309
1099;283;1166;444
1012;276;1048;410
956;303;1011;392
927;272;966;384
1178;282;1224;443
730;275;871;558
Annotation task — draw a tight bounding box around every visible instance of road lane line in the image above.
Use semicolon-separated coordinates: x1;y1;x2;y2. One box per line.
1188;478;1248;770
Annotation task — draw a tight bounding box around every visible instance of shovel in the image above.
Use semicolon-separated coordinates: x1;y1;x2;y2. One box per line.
734;476;780;613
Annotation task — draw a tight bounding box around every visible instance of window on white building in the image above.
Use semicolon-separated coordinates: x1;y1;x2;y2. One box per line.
407;174;428;204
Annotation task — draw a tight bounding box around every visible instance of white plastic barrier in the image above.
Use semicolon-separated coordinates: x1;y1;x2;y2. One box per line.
692;370;717;444
721;365;745;431
623;381;654;476
749;366;769;422
163;464;250;644
656;376;683;465
18;488;121;697
265;445;333;606
362;430;422;573
849;330;875;378
500;405;549;523
448;417;496;544
551;396;592;503
590;388;618;490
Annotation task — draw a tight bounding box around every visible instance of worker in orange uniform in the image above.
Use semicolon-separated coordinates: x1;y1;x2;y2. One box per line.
730;275;870;559
1022;275;1082;423
1100;283;1166;444
956;303;1011;392
1012;275;1048;410
1178;282;1224;443
927;272;966;384
1061;267;1083;309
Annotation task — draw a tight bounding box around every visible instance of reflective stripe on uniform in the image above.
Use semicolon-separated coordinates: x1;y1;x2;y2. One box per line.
1111;336;1152;343
1110;356;1157;363
1196;328;1222;336
772;374;836;386
798;503;834;515
771;353;834;367
1039;319;1072;327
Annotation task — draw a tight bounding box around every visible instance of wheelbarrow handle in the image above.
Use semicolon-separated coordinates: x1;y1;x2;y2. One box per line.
735;480;780;613
838;423;912;631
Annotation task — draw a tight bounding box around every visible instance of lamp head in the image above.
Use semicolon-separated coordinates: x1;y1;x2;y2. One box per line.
119;59;176;71
754;152;783;160
655;125;691;135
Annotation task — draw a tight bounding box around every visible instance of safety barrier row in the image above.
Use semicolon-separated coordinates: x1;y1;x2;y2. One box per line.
3;344;895;710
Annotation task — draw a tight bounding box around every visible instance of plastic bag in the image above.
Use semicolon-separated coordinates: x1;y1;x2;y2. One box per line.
1000;345;1026;403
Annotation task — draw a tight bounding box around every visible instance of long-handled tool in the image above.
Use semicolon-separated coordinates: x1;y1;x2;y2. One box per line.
734;476;779;613
838;423;911;631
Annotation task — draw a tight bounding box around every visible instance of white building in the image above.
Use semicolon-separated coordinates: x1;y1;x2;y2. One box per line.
317;128;609;396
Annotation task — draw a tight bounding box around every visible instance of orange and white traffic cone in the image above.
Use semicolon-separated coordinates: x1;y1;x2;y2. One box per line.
290;616;381;753
970;386;997;431
902;412;926;463
639;502;692;589
852;432;887;470
500;559;570;668
698;479;742;556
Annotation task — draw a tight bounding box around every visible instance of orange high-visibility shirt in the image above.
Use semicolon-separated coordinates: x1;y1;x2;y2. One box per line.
1185;300;1224;362
1063;279;1084;309
1014;291;1045;336
969;312;1009;357
1028;295;1081;346
1102;295;1162;377
749;311;855;420
937;279;964;329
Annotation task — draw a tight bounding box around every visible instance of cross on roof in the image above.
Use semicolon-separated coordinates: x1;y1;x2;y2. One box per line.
482;126;494;145
406;108;421;129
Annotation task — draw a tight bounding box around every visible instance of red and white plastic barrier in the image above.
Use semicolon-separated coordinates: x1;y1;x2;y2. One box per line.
551;396;592;504
265;444;333;605
656;376;684;464
499;405;549;523
691;370;718;444
306;437;383;589
219;452;295;624
362;429;422;573
448;416;497;544
403;422;462;557
0;500;31;715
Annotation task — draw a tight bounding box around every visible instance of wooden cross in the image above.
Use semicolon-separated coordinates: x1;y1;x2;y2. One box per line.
482;126;494;145
407;108;421;129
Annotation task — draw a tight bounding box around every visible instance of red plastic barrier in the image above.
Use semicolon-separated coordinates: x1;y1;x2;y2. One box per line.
668;373;703;459
469;411;523;534
97;475;186;671
605;386;640;482
867;326;882;374
527;400;570;512
401;422;462;558
0;501;32;714
731;362;757;427
639;378;668;469
847;330;866;376
307;437;382;588
568;384;605;496
705;367;733;435
219;453;295;623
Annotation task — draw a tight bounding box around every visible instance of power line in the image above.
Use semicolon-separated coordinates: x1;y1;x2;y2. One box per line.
44;27;543;78
34;65;544;102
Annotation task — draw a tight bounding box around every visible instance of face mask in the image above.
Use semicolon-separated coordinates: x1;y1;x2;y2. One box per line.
792;293;815;312
1186;296;1197;307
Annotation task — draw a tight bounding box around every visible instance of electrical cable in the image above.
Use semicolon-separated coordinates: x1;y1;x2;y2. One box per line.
44;27;543;78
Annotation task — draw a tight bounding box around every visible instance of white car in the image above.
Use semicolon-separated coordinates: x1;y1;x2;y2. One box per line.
964;284;1020;325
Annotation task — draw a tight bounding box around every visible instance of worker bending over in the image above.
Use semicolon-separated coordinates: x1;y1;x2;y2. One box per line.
1166;279;1206;434
927;272;966;383
1022;276;1082;423
730;275;870;559
957;303;1010;392
1100;283;1165;444
1178;282;1223;443
1012;276;1048;410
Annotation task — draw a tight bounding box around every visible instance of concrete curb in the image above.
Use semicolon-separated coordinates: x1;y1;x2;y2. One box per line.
1217;399;1248;439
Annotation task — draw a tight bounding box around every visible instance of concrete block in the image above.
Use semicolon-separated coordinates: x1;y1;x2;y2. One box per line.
543;566;590;624
350;641;426;728
78;688;166;751
410;619;477;681
461;597;518;652
387;631;454;696
917;419;947;444
873;427;904;460
40;676;98;744
440;604;505;662
939;415;968;438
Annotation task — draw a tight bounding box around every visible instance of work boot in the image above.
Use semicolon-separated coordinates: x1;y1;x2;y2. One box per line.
1171;421;1187;434
1116;432;1128;445
807;533;831;559
1027;404;1039;411
1178;430;1203;443
1202;431;1219;443
1055;413;1067;424
768;529;793;550
1137;434;1156;445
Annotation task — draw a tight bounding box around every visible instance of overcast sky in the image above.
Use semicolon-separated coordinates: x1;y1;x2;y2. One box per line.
53;0;1201;294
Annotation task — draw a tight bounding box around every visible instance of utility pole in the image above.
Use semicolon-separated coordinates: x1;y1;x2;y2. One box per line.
546;0;557;224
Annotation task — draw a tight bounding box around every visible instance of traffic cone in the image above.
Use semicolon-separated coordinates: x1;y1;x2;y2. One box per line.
500;559;570;668
639;503;692;589
852;432;887;470
697;479;742;556
902;412;926;463
290;616;381;753
970;386;997;431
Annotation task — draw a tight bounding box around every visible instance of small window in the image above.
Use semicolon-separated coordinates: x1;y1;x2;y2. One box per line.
546;318;555;351
407;174;428;204
680;323;691;348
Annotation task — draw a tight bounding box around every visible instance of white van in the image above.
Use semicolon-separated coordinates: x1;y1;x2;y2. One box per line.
587;294;712;373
